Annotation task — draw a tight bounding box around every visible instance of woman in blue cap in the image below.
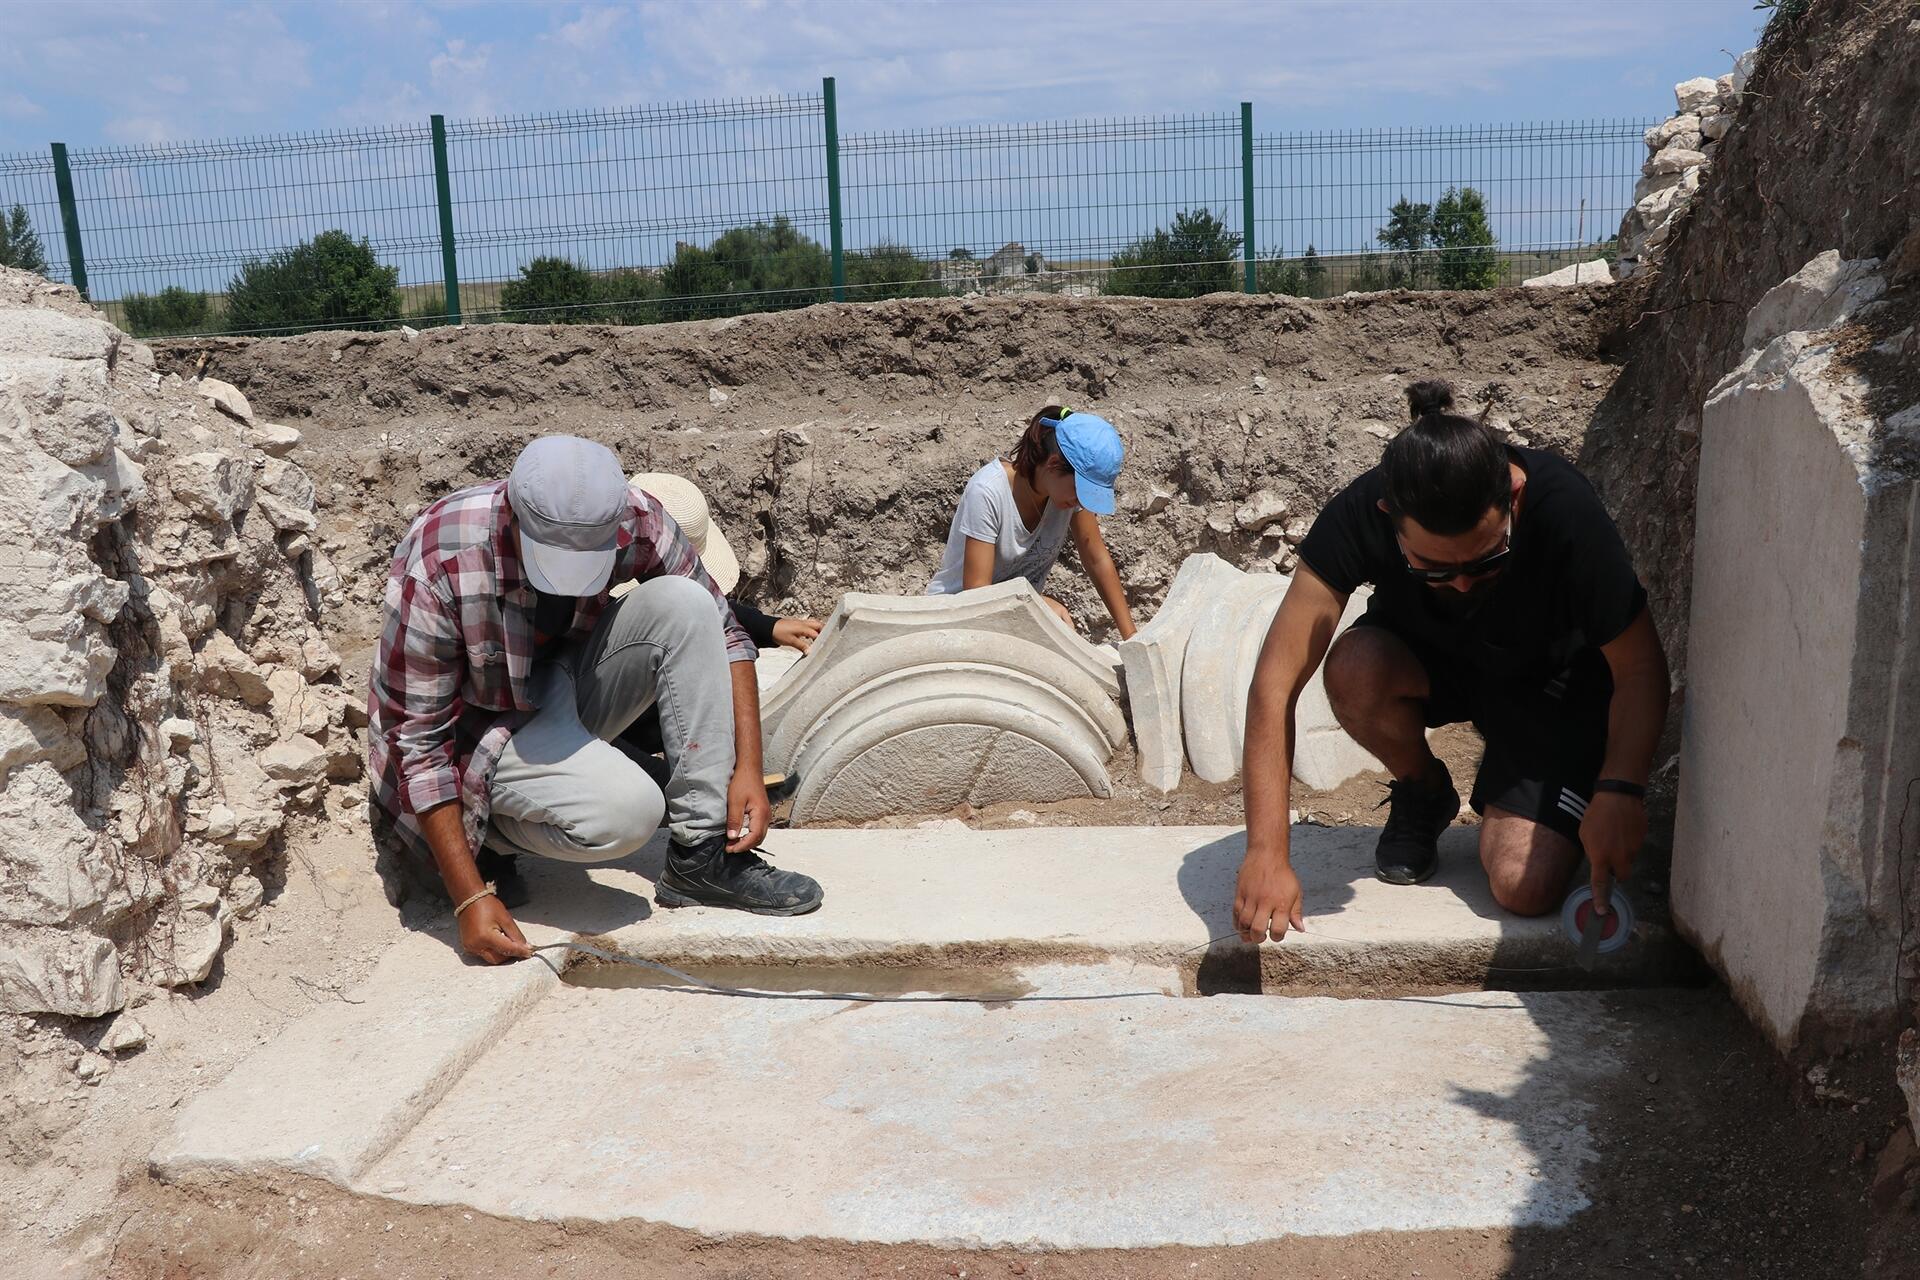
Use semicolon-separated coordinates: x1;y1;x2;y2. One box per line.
927;405;1136;638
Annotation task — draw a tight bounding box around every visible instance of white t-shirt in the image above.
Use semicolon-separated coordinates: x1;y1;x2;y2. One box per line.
927;459;1074;596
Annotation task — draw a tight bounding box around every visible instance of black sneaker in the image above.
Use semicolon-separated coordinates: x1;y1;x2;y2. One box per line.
1374;768;1460;886
474;848;530;909
656;835;824;916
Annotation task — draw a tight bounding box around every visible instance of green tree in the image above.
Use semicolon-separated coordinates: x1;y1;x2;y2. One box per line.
845;241;941;300
1301;245;1327;297
593;268;662;325
499;256;599;322
0;204;47;274
1106;208;1242;299
1255;245;1305;297
656;217;830;322
948;247;975;261
1430;186;1500;289
121;285;211;337
222;230;400;336
1376;197;1433;288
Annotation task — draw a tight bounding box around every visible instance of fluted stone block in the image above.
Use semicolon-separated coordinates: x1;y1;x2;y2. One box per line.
1120;554;1379;793
761;580;1127;823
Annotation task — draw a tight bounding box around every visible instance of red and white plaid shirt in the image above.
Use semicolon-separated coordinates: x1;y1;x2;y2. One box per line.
366;480;754;872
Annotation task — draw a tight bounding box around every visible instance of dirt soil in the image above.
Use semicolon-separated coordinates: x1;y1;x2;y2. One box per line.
156;287;1630;666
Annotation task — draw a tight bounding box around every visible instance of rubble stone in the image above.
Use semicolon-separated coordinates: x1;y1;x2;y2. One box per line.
1523;259;1614;288
194;377;253;423
100;1012;148;1053
1675;76;1720;112
245;422;302;456
169;451;255;523
0;266;330;1022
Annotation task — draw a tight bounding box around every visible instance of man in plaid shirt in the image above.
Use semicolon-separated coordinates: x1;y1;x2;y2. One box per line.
368;436;823;964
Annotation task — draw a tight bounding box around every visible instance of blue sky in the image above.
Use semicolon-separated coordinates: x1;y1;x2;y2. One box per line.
3;0;1769;152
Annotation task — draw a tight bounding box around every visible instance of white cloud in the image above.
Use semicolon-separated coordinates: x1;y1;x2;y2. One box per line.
103;115;183;146
0;91;43;121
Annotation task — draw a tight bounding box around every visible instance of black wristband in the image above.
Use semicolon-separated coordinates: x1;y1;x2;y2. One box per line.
1593;779;1646;800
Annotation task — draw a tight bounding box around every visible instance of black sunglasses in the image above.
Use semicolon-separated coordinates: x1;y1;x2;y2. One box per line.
1399;532;1512;583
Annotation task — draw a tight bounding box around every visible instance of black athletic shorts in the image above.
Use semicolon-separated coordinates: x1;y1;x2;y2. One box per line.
1349;611;1611;843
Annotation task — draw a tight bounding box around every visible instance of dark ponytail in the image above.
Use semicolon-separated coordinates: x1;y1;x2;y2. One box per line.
1381;379;1510;536
1010;404;1070;481
1404;379;1455;419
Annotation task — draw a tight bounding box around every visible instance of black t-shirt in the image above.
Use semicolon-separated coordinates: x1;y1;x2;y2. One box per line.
1295;446;1645;690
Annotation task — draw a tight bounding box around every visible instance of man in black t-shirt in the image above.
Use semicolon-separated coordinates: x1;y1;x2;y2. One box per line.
1233;381;1670;942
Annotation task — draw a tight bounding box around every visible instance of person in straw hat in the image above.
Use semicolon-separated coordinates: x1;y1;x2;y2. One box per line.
626;473;820;805
366;436;824;967
631;472;824;655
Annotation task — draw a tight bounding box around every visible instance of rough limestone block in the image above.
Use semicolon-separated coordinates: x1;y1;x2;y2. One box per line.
1647;114;1702;149
151;887;227;988
0;762;114;927
1179;565;1379;790
1523;259;1615;288
245;423;301;457
1118;554;1244;791
1648;148;1708;177
0;926;124;1017
1675;76;1720;113
761;580;1126;823
0;704;85;779
195;631;272;706
168;451;254;524
261;734;328;786
1730;48;1756;96
1741;249;1886;351
1674;256;1910;1051
193;377;253;423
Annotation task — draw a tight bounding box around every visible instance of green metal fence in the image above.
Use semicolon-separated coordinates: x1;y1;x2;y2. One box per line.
0;80;1655;338
1253;120;1653;294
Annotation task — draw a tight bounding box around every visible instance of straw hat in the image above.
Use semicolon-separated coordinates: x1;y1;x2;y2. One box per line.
631;472;740;594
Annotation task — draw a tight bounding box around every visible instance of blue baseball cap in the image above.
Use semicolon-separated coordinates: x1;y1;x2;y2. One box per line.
1047;411;1124;515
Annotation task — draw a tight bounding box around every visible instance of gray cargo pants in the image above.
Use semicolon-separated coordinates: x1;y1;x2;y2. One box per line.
486;574;736;860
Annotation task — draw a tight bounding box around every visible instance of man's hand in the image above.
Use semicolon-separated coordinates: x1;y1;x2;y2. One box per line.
458;894;533;964
726;767;771;852
1579;790;1646;912
1234;851;1306;944
771;616;822;653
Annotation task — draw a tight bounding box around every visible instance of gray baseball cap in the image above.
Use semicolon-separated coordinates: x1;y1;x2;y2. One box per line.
507;436;626;595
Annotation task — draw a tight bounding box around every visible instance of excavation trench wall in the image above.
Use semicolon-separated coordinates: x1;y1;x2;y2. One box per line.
156;288;1632;668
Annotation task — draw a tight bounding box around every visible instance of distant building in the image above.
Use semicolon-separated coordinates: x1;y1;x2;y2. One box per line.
983;241;1045;276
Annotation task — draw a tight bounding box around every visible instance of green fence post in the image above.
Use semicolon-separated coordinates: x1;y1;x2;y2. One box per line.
49;142;88;300
823;76;845;302
1240;103;1256;294
429;115;462;324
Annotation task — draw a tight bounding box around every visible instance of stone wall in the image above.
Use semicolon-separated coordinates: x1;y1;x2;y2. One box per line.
1672;251;1914;1053
1614;54;1755;282
0;268;363;1025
